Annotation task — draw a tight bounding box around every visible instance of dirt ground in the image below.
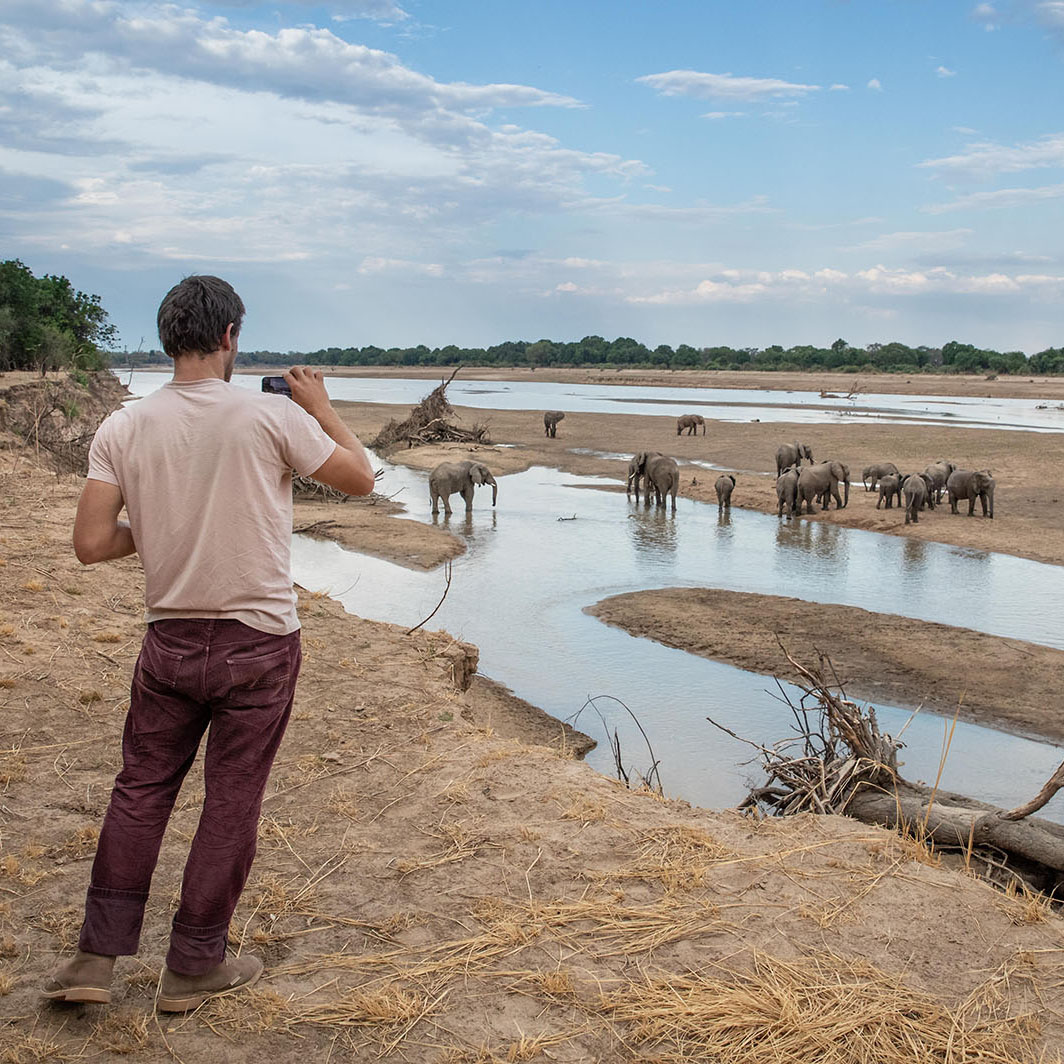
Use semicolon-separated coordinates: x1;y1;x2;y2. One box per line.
589;588;1064;745
6;372;1064;1061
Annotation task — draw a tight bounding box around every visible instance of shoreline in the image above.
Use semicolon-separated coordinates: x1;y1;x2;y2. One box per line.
120;363;1064;401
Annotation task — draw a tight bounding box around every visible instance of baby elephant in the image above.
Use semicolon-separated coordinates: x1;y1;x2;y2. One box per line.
776;466;799;518
714;474;735;510
876;474;901;509
429;460;498;516
543;410;565;438
901;472;932;524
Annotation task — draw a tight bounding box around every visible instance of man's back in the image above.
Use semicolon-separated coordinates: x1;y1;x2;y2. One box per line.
89;379;334;634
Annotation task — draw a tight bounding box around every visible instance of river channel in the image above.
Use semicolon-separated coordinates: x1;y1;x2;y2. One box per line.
122;372;1064;819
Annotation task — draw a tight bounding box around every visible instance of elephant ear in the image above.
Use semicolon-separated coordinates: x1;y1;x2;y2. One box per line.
469;465;485;486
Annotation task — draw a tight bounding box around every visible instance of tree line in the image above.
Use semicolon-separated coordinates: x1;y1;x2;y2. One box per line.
5;258;1060;377
188;335;1061;375
0;260;117;376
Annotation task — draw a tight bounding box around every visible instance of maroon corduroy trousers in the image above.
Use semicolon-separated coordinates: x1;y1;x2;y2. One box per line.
79;619;301;974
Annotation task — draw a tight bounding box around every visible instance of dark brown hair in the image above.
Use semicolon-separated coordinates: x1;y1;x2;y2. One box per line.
156;275;245;358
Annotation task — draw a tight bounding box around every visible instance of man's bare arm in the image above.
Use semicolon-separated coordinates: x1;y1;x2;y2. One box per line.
73;480;137;564
285;366;376;496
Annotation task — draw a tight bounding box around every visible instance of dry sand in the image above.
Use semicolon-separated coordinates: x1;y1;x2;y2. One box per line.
590;588;1064;745
6;371;1064;1060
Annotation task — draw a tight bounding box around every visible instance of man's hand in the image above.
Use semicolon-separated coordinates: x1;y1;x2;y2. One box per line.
285;365;376;497
284;366;332;420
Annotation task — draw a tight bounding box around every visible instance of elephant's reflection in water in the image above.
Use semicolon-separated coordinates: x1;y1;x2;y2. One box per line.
716;510;733;534
431;511;497;539
776;517;848;564
628;504;677;556
902;536;929;566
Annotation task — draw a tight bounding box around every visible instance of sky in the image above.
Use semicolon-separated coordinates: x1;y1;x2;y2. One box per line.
2;1;1063;354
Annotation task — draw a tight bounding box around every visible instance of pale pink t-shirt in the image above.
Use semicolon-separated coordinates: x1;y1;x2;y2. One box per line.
87;379;336;635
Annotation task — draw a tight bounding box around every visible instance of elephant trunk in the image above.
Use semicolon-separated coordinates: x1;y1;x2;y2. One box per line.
489;477;498;507
843;478;850;508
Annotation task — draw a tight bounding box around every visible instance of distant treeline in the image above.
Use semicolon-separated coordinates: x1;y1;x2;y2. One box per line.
1;260;116;375
119;335;1064;375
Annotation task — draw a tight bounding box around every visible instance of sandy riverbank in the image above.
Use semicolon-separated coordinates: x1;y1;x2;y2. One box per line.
330;394;1064;568
590;588;1064;745
6;431;1064;1061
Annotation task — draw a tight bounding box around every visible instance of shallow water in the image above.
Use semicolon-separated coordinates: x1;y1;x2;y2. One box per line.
120;370;1064;817
291;459;1064;820
122;371;1064;433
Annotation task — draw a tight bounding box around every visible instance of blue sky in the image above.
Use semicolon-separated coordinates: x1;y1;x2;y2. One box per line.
2;0;1063;353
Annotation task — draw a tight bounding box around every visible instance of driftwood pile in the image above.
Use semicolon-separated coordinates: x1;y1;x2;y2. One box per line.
372;367;489;453
711;645;1064;896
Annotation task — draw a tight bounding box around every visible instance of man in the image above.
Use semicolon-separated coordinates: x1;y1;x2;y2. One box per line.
42;275;375;1011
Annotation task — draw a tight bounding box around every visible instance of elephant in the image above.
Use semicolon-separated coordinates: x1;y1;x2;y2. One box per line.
776;466;799;517
676;413;706;436
428;460;498;515
642;453;679;510
775;441;814;478
923;460;956;504
543;410;565;438
714;474;735;510
796;461;848;514
876;474;901;509
947;468;995;518
626;451;661;501
862;462;900;492
902;471;929;524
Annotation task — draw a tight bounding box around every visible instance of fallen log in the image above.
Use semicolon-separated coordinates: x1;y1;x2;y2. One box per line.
710;642;1064;895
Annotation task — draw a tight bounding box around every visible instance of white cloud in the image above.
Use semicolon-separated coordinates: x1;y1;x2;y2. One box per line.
935;65;957;77
205;0;409;19
702;111;745;120
972;3;999;28
923;182;1064;213
627;264;1064;305
850;228;973;252
636;70;819;101
0;1;583;119
919;133;1064;176
867;78;883;91
829;83;850;91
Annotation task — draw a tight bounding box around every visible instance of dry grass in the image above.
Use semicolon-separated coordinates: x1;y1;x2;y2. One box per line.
599;951;1042;1063
90;1010;151;1055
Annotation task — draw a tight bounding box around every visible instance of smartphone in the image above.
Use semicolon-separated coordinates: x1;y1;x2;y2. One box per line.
261;375;292;397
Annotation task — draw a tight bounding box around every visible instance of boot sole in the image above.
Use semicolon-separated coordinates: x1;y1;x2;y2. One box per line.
41;985;112;1004
156;965;262;1012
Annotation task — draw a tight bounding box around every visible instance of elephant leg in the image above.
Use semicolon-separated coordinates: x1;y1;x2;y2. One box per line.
443;495;453;516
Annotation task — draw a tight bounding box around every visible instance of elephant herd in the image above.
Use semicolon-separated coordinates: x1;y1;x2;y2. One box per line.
775;443;994;526
424;414;995;528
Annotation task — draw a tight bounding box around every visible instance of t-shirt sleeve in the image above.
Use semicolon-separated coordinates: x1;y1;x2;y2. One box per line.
281;401;338;476
86;416;120;486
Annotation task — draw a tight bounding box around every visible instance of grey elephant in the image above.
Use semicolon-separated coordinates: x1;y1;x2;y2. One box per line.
901;471;929;524
626;450;661;501
543;410;565;438
876;474;902;509
947;468;994;518
775;441;813;477
676;413;706;436
862;462;900;492
796;460;849;514
714;474;735;510
642;453;679;510
923;460;956;504
429;460;498;515
776;466;799;518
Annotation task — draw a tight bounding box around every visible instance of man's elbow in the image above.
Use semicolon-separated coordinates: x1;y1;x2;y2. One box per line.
73;534;103;565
